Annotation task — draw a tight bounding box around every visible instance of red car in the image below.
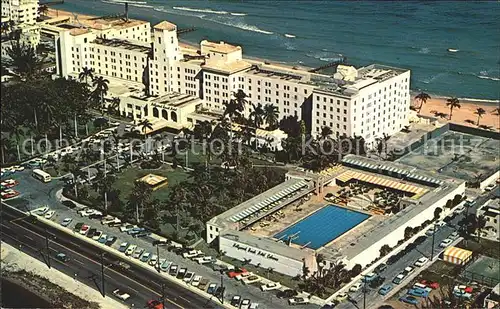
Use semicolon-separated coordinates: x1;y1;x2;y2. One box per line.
420;280;440;290
147;300;163;309
1;179;19;188
79;224;90;235
228;267;248;278
1;189;20;199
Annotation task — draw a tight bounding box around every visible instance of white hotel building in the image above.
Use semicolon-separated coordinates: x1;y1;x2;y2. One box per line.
53;16;411;144
1;0;38;25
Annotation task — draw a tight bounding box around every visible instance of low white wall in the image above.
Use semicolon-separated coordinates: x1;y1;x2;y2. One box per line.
480;171;499;191
219;237;304;277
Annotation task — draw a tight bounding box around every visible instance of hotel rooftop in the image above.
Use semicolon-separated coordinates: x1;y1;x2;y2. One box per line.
92;37;150;53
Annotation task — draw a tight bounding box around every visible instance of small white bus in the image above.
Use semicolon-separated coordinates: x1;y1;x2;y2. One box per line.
32;169;52;183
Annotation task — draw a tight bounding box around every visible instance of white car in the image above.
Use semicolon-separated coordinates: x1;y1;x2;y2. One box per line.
182;250;202;259
260;282;281;291
194;256;215;264
484;183;496;191
240;299;251;309
236;272;253;281
436;221;446;227
249;303;259;309
414;257;429;267
125;244;137;256
183;271;195;283
120;224;138;233
449;231;460;239
79;208;100;217
288;297;310;305
404;266;415;274
191;275;202;287
349;281;363;292
36;206;49;215
454;205;466;214
112;289;130;301
11;165;24;171
440;238;453;248
44;210;55;219
148;254;158;266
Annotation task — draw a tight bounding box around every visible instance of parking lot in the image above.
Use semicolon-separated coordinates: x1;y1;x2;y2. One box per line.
31;198;318;309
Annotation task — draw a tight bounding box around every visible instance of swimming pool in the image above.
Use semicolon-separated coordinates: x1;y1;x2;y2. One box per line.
273;205;370;250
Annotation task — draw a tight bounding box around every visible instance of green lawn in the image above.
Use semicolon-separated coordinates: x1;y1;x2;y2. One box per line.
112;163;190;201
457;238;500;259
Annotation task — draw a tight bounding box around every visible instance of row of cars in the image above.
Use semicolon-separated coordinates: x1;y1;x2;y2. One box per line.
1;178;20;199
398;281;441;305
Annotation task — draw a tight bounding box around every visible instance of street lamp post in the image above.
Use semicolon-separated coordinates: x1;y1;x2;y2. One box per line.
430;223;437;260
45;229;51;269
100;252;106;297
156;244;160;273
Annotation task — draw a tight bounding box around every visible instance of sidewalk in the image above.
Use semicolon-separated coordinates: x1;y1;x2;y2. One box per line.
1;242;127;309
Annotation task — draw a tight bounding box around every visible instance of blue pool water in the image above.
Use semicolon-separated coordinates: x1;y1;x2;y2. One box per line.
274;205;369;250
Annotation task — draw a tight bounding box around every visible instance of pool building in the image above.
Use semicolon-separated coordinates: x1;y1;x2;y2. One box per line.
206;155;466;277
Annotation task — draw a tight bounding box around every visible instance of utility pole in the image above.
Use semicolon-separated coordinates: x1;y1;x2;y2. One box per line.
363;275;367;309
156;244;160;273
430;223;437;260
100;252;106;297
161;283;166;309
219;274;225;304
45;229;51;269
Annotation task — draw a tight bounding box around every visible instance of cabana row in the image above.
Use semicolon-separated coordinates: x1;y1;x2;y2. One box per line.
406;173;444;187
336;171;428;196
229;180;309;223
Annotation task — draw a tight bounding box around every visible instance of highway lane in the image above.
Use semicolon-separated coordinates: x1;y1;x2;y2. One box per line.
1;206;221;309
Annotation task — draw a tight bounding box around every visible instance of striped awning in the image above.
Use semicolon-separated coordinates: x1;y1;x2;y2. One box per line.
335;171;427;195
228;180;309;222
443;246;472;265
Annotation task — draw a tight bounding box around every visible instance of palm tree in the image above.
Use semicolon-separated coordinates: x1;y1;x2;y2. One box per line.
233;89;248;113
106;96;120;121
474;107;486;126
38;4;49;17
263;104;279;130
79;67;94;87
415;92;431;114
138;118;153;138
320;126;333;140
492;107;500;116
92;76;109;113
446;97;461;120
249;103;264;128
6;38;45;80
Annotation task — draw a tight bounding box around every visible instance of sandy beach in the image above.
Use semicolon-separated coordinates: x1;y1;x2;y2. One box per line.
412;96;500;132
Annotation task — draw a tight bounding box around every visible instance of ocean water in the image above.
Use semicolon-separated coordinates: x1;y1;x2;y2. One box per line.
57;0;500;100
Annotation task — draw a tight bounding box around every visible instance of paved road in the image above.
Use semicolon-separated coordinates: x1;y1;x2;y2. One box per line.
2;169;319;309
1;205;217;309
336;186;499;309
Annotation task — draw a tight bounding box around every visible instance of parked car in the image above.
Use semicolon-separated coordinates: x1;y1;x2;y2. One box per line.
60;218;73;227
148;254;158;266
243;275;261;285
194;256;215;264
228;267;247;278
183;271;195;283
349;281;363;292
236;272;253;281
134;231;151;238
125;244;137;256
440;238;453;248
89;213;104;220
182;250;202;259
392;273;406;284
113;289;131;301
449;231;460;240
118;242;129;252
403;266;415;276
414;257;429;267
105;236;117;246
230;295;241;307
484;183;496;191
98;234;108;244
260;282;281;291
79;224;90;235
198;278;209;291
36;206;49;215
119;224;137;233
146;299;164;309
176;268;187;279
191;275;202;287
335;293;348;302
132;248;144;259
369;276;386;289
73;222;84;232
152;239;168;246
169;265;178;276
140;252;152;263
374;263;387;274
408;288;430;298
207;283;217;295
240;299;251;309
288;297;310;305
277;289;298;299
399;295;419;305
43;210;55;219
92;231;103;241
362;272;378;283
420;280;440;290
378;284;393;296
160;260;172;272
